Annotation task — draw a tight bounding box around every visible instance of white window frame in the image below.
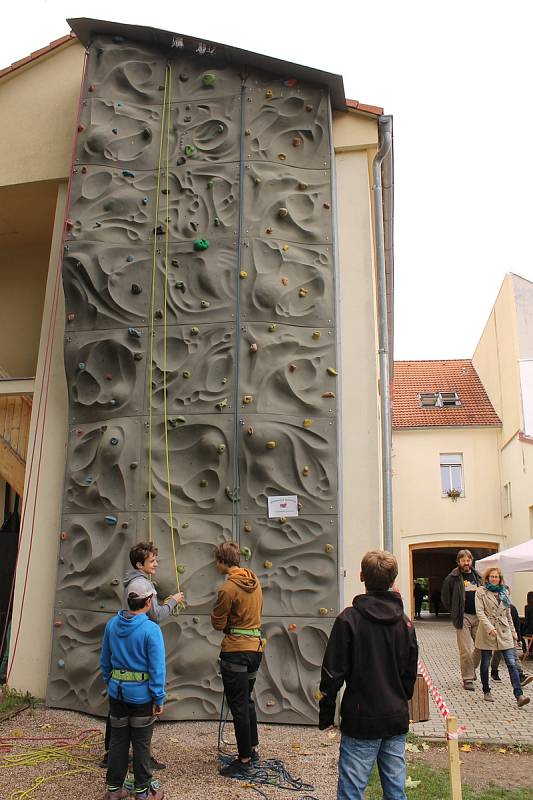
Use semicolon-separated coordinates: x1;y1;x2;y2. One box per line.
440;453;464;497
503;482;512;518
419;392;461;409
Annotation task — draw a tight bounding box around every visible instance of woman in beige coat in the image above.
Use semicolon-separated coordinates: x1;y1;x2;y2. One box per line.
475;567;530;706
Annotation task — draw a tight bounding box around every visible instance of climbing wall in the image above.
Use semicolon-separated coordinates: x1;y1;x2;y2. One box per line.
48;34;339;724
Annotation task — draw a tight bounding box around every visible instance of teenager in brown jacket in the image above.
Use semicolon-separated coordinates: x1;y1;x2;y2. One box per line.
211;541;264;778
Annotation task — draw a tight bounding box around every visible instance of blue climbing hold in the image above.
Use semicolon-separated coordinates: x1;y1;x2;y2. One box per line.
57;659;65;668
112;128;118;134
126;255;134;262
128;327;142;338
117;102;123;107
109;399;117;406
84;475;93;485
105;515;118;526
78;362;86;370
142;196;149;205
110;437;119;446
122;170;135;178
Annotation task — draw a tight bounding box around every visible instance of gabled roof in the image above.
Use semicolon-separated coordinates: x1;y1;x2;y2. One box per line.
392;359;501;429
0;33;76;80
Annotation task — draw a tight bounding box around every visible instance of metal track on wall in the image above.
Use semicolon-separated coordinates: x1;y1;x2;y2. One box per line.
48;33;340;724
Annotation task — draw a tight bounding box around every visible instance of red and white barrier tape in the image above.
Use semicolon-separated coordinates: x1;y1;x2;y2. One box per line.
417;659;466;736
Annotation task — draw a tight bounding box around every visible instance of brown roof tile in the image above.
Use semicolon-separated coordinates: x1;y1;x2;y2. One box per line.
345;98;384;116
392;359;501;429
0;33;76;80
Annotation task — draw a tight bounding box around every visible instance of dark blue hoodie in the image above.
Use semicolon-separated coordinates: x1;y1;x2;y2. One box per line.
100;610;166;706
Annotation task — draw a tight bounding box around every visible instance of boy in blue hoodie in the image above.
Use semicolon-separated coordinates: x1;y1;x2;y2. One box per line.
100;578;166;800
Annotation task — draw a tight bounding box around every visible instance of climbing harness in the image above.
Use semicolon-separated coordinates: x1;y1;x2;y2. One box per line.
110;669;150;682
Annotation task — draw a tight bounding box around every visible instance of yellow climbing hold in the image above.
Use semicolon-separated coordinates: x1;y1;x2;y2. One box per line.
325;543;334;553
243;395;253;404
303;418;313;427
266;440;277;449
240;270;248;279
312;331;321;340
302;466;310;477
282;244;289;252
264;560;273;569
319;607;328;615
278;153;287;161
314;689;324;701
265;89;273;99
327;367;338;376
299;287;309;297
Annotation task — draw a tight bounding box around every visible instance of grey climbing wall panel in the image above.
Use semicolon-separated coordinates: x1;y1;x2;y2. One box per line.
48;34;339;723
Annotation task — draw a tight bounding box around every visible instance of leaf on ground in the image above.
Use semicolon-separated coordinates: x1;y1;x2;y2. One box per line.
460;744;471;752
498;748;507;754
406;742;420;752
405;776;421;788
290;742;302;750
420;742;430;751
327;729;338;739
9;730;23;738
39;724;52;729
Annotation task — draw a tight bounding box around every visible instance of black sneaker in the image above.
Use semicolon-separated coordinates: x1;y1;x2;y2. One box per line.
219;758;252;778
491;672;501;682
150;755;167;770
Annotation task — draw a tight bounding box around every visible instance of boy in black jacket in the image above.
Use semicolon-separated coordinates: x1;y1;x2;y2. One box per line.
319;550;418;800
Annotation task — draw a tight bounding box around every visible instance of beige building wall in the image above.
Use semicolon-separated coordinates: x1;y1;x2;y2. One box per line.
4;46;386;693
393;426;503;611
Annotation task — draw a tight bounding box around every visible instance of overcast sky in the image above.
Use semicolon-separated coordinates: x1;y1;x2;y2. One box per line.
2;1;532;360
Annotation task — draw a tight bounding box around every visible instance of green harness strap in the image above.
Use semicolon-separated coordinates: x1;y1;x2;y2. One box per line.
111;669;150;682
229;627;262;637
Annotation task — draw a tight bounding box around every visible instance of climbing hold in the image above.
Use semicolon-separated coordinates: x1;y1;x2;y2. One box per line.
239;271;248;279
184;144;195;156
302;466;310;477
303;418;313;427
216;444;226;454
281;277;289;286
264;560;273;569
268;323;277;332
147;490;156;499
81;166;87;174
182;521;189;528
278;153;286;161
83;475;93;485
245;128;251;136
182;370;192;379
282;244;289;252
325;543;334;554
278;207;288;218
54;620;63;628
327;367;338;376
60;531;68;541
109;399;117;406
78;362;86;370
249;343;258;353
266;441;277;449
168;417;186;428
314;689;324;701
216;398;228;411
142;129;150;140
306;104;313;112
130;462;138;469
323;202;331;209
155;225;164;235
67;313;76;322
240;546;252;560
194;239;210;251
122;522;129;529
265;89;273;98
322;391;335;398
243;395;253;404
192;617;199;624
134;353;144;361
155;310;163;319
298;182;308;191
88;84;95;93
214;217;221;226
126;255;134;262
190;327;199;336
200;300;210;309
128;327;142;338
254;177;261;185
202;73;216;87
319;608;328;615
265;227;273;235
243;522;252;533
288;623;297;632
299;287;309;297
105;515;118;526
176;563;186;574
292;137;303;147
111;578;120;586
312;330;321;340
172;259;180;267
200;479;208;488
77;123;85;132
110;437;119;446
247;426;255;436
284;78;298;87
288;364;297;372
131;284;142;294
207;180;213;189
221;377;228;384
179;72;189;82
57;659;65;668
122;170;135;178
183;115;192;122
266;700;276;707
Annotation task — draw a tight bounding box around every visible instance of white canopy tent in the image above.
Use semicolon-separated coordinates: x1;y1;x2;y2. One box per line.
476;539;533;583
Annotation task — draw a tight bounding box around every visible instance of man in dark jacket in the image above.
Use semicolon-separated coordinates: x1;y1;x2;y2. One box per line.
319;550;418;800
441;549;482;690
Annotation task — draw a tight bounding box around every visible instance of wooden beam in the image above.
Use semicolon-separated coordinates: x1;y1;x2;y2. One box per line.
0;436;25;497
0;378;35;396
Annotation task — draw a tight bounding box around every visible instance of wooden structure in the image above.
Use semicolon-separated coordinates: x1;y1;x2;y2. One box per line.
0;365;32;497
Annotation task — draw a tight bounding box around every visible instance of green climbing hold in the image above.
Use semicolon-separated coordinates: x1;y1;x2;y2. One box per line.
175;281;185;292
176;563;186;574
194;239;210;251
184;144;196;156
183;370;192;379
190;327;200;336
240;546;252;561
202;73;216;87
217;444;226;454
199;479;208;487
216;398;228;410
181;521;189;528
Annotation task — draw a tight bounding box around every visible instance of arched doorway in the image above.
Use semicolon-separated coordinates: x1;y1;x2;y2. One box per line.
409;541;498;619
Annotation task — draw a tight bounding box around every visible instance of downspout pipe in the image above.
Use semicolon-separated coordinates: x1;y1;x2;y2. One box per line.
372;115;394;552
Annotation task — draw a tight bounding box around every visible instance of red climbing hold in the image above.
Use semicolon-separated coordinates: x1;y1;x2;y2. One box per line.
77;123;85;132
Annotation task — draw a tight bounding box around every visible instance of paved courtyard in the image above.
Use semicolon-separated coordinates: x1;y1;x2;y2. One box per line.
411;615;533;742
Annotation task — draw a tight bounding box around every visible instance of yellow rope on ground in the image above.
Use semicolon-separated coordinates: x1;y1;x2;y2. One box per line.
161;64;181;595
148;64;170;543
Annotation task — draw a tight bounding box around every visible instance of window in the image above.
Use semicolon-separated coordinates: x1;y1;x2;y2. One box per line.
419;392;461;409
503;482;512;518
440;453;464;496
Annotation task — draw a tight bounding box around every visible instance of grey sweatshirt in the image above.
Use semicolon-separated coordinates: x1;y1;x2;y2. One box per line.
122;568;178;623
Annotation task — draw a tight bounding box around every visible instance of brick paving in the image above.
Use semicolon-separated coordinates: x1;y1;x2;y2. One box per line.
411;615;533;742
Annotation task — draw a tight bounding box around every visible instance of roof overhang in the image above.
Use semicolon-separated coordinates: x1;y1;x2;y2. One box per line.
67;17;347;111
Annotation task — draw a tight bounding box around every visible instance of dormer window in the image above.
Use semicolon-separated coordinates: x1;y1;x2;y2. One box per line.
418;392;461;408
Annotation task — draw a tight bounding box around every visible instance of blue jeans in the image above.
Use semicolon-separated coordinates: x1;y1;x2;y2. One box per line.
480;648;522;697
337;733;407;800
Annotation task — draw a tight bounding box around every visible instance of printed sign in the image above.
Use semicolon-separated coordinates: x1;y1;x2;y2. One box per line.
267;495;299;519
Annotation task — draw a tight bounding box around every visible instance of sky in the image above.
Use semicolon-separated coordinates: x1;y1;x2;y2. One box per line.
2;0;532;360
